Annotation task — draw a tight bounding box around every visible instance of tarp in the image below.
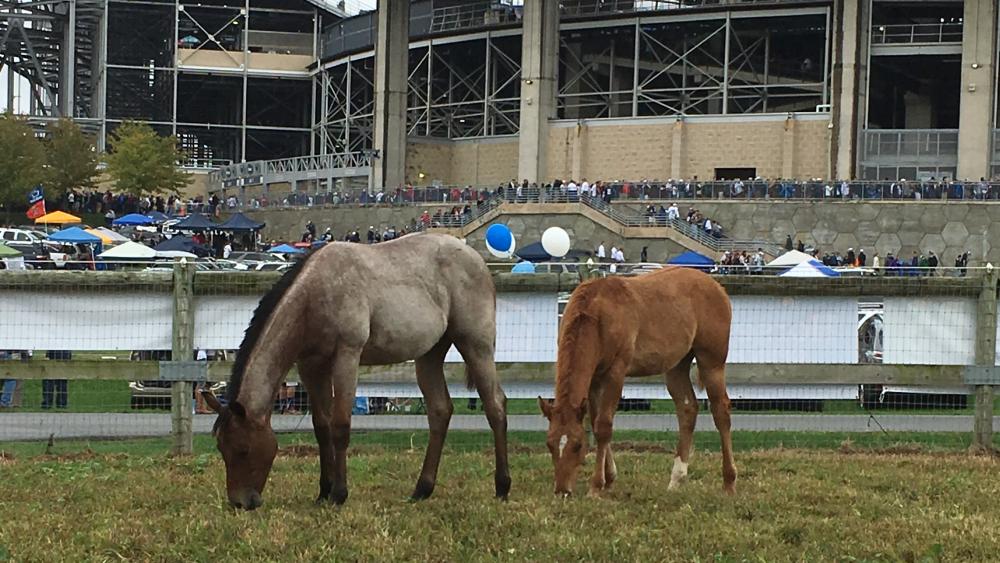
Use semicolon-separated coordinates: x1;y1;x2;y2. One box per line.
172;213;217;231
515;241;589;263
0;243;22;257
269;243;304;255
48;226;102;243
153;236;211;257
511;261;536;274
779;259;841;278
146;211;170;224
767;249;815;267
217;212;264;231
34;210;82;225
667;250;715;267
113;213;154;226
94;227;130;243
85;228;116;244
98;241;157;259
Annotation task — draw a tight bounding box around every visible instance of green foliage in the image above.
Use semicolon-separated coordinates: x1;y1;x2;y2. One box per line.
42;118;99;200
0;113;46;209
104;121;190;197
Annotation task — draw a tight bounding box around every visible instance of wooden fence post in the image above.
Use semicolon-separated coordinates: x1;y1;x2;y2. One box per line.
171;260;195;455
973;269;998;452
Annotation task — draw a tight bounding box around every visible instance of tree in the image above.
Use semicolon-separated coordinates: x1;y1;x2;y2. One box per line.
105;121;190;197
0;113;46;210
43;118;100;200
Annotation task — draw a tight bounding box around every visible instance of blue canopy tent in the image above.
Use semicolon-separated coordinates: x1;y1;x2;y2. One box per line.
667;250;715;270
49;226;102;244
172;213;218;231
269;243;305;255
779;260;841;278
112;213;154;226
48;227;104;269
146;211;170;224
153;236;211;257
515;241;589;263
217;213;264;232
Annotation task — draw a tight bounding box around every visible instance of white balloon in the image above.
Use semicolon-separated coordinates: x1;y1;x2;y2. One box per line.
541;227;571;258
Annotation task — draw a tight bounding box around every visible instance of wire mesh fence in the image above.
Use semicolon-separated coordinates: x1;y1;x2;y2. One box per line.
0;266;996;450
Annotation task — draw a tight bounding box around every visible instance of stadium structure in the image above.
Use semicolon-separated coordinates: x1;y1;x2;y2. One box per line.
0;0;993;195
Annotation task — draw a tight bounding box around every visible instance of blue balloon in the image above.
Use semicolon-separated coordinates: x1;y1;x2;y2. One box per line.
485;223;514;257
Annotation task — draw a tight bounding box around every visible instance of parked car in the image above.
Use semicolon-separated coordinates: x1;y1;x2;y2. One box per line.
128;350;229;409
0;228;59;268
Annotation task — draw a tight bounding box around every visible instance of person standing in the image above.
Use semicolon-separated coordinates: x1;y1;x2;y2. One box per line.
596;241;606;261
640;246;648;263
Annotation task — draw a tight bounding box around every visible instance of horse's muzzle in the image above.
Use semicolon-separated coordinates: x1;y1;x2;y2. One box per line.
229;489;263;510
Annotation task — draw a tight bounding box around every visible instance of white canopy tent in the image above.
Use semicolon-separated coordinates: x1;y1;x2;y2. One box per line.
779;260;841;278
98;241;157;260
767;249;815;267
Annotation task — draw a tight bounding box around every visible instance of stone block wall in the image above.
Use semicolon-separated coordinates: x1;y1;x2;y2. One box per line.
405;114;831;186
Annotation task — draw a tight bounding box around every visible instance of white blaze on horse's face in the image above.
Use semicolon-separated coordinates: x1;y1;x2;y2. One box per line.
558;434;568;458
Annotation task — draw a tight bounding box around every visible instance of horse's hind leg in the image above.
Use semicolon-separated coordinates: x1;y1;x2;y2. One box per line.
454;337;511;500
411;338;454;500
699;358;737;494
589;365;626;497
665;354;696;490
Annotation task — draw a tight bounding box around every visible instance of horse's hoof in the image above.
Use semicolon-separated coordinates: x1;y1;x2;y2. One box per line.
410;479;435;501
723;483;736;496
330;488;349;506
495;474;511;500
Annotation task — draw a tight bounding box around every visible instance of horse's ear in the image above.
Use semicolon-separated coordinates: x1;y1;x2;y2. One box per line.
538;396;553;420
201;390;223;414
230;400;247;418
575;397;587;423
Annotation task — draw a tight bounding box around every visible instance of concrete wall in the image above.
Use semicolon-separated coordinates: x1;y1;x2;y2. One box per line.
406;115;831;185
245;206;426;242
620;200;1000;266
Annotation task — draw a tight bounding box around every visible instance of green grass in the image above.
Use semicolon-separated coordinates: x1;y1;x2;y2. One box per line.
1;432;998;561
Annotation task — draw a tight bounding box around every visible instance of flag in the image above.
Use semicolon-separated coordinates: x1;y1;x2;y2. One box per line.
26;186;45;220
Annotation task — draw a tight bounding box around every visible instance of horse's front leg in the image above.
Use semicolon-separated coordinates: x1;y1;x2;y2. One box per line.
328;349;361;505
298;357;337;504
589;372;625;497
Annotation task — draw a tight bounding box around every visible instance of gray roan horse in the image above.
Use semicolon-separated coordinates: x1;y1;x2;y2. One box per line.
203;233;510;510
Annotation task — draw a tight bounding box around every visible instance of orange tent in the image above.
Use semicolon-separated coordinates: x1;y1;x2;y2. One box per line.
33;210;83;225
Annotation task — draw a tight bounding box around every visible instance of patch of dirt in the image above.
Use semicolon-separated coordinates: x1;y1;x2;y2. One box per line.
33;449;100;462
279;444;318;457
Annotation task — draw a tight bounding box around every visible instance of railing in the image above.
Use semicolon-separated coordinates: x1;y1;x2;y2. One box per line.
560;0;819;17
870;23;963;45
209;152;372;188
430;1;522;33
217;177;1000;213
861;129;959;169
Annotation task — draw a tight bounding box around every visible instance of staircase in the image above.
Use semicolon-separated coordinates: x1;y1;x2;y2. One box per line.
425;194;781;259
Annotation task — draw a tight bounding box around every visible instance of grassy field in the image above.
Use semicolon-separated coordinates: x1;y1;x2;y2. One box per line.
1;431;999;561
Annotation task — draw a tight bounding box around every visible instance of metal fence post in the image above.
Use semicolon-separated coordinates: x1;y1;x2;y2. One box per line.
973;269;998;452
171;260;195;455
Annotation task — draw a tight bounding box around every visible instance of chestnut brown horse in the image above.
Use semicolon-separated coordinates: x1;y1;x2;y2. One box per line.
203;233;510;509
538;266;735;496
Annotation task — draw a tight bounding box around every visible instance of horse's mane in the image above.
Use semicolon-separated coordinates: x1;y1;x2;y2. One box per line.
555;281;606;406
226;250;318;403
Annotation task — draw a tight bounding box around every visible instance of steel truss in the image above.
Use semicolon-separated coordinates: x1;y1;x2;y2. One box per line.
560;14;829;119
318;9;828;146
0;0;104;130
317;33;521;154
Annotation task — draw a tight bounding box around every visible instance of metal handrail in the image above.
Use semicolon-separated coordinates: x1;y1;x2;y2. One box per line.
870;22;963;45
